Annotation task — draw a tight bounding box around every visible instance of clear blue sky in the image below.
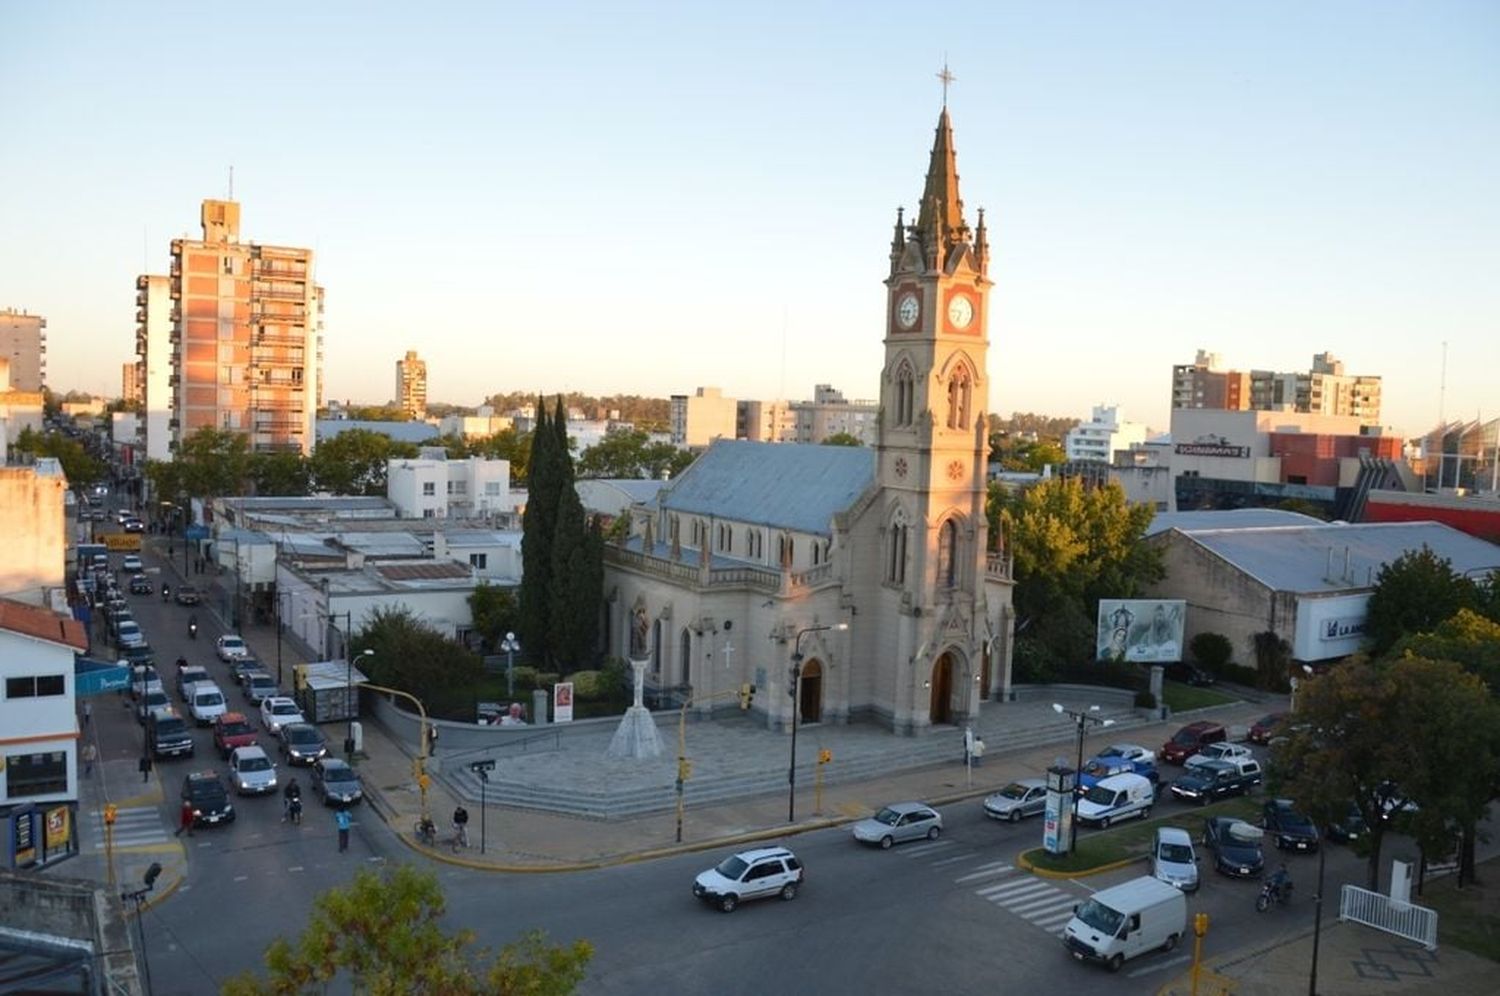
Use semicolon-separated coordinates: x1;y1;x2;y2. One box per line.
2;1;1495;437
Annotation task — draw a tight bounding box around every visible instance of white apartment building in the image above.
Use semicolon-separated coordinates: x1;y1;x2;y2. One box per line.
1064;404;1148;463
0;309;46;392
387;448;512;519
0;359;44;448
670;387;738;447
135;274;173;462
437;407;514;440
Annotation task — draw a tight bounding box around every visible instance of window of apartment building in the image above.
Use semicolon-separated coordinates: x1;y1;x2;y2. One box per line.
6;675;66;699
422;482;436;496
291;368;303;384
423;508;436;518
5;751;67;797
484;482;502;496
449;481;467;495
469;553;488;570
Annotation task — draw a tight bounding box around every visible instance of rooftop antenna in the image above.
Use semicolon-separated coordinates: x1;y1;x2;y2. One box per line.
1438;340;1448;487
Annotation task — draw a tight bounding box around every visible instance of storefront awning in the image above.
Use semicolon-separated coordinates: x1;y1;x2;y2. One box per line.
74;657;129;696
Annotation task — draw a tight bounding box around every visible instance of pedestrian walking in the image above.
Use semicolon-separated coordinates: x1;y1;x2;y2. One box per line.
138;755;152;783
335;807;352;852
175;799;194;837
82;742;97;777
82;701;92;727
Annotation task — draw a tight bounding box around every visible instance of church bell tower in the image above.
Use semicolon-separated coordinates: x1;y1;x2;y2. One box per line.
876;103;994;730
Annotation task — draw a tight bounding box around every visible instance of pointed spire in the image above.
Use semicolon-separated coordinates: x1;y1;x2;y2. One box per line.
975;206;989;273
890;206;906;257
914;107;969;267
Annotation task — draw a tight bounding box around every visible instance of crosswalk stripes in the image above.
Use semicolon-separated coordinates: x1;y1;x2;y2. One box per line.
888;838;1081;935
85;805;170;848
896;839;955;858
954;861;1013;883
927;852;977;867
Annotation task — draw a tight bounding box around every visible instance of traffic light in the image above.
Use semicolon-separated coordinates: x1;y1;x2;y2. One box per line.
1194;912;1210;937
677;757;693;782
738;683;756;710
817;748;832;765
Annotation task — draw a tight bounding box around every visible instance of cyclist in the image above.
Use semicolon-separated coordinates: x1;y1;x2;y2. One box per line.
415;813;437;846
452;804;470;850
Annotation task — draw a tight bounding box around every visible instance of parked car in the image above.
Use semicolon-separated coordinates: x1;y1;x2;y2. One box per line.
213;712;258;758
259;697;304;735
116;620;146;649
1164;661;1215;687
227;746;279;795
216;635;250;662
133;690;172;725
851;802;943;848
1187;742;1253;765
243;673;279;706
1325;803;1368;845
1151;826;1200;893
1246;713;1287;745
278;723;329;766
181;770;235;827
1169;757;1262;805
175;584;201;606
692;846;803;912
1080;755;1159;792
1076;773;1155;828
311;757;363;806
1160;721;1228;765
121;644;157;669
121;554;144;573
128;573;154;595
982;778;1048;822
1202;816;1265;878
1262;799;1320;852
1098;743;1156;765
130;665;163;700
230;659;265;686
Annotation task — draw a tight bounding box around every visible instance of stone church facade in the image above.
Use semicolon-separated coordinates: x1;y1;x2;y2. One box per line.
600;107;1015;735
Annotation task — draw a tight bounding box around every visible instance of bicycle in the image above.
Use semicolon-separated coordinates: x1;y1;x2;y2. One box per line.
451;822;470;852
414;818;437;847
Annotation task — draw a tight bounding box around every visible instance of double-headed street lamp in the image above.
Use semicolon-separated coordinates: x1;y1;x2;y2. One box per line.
788;622;848;823
1053;702;1115;853
501;631;521;699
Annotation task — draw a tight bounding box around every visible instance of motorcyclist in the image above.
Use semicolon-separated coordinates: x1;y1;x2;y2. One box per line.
283;777;302;821
188;615;198;639
161;583;171;602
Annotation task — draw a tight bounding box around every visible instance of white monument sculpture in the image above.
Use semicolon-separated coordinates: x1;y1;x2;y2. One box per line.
605;658;664;759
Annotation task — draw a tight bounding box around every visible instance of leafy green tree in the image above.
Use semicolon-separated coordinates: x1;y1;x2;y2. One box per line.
1252;631;1292;692
176;427;253;498
643;440;694;481
821;432;864;447
468;583;519;654
1365;546;1478;655
1395;609;1500;696
14;427;106;485
473;427;533;486
577;429;656;478
250;451;311;497
520;400;560;659
311;429;419;496
354;606;484;720
221;864;592;995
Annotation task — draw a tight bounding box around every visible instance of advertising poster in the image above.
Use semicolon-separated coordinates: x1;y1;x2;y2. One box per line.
11;811;36;867
44;806;71;851
553;682;575;724
1096;599;1187;663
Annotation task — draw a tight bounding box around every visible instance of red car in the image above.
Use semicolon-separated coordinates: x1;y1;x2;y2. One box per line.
1247;713;1287;746
1160;721;1227;765
213;711;258;758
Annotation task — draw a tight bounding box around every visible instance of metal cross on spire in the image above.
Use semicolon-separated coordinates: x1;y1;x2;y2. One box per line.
937;60;956;106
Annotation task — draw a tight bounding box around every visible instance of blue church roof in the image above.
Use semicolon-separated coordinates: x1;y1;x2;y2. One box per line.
659;440;875;536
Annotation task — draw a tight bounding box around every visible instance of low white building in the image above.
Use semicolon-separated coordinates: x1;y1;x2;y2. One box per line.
277;560;481;658
437;408;514;440
0;598;88;869
387;448;512;519
433;529;522;582
1065;404;1148;463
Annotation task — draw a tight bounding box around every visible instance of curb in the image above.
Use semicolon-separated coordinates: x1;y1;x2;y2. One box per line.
1017;849;1143;879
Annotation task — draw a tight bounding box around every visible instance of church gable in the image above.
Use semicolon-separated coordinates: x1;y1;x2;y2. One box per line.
659;439;874;538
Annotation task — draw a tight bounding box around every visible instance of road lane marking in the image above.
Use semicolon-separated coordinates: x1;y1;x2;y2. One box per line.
928;853;976;867
1015;896;1078;918
980;880;1054;902
954;858;1014;882
288;865;304;872
899;840;955;857
233;875;248;882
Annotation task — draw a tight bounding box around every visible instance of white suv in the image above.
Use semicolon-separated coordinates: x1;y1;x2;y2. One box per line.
692;846;803;912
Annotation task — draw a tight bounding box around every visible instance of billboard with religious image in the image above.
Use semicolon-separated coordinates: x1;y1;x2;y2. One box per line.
1096;599;1187;663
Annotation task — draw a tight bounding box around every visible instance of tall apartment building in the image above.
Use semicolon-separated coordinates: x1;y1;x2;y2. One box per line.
791;384;879;445
154;199;323;456
1172;349;1380;425
1064;404;1148;462
121;361;142;405
134;275;173;461
0;309;47;392
395;350;428;419
670;387;738;447
738;399;796;442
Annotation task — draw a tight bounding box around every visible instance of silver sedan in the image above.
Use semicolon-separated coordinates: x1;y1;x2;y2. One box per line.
982;778;1049;823
851;802;943;849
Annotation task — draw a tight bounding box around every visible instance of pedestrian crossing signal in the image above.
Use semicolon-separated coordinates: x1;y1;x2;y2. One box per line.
738;683;755;710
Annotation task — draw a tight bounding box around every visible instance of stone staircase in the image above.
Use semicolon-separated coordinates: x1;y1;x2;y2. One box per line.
437;705;1150;820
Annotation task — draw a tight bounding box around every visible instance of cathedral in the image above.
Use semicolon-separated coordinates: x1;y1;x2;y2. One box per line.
601;106;1015;735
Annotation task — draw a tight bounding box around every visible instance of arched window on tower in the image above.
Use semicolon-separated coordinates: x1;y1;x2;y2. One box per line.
894;362;915;426
946;366;972;430
936;519;959;588
887;520;908;585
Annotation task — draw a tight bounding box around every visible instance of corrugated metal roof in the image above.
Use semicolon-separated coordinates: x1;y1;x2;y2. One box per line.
658;440;874;535
611;479;669;503
1179;521;1500;593
1145;509;1324;537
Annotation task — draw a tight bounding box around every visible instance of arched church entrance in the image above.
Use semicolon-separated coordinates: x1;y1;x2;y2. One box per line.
929;653;956;725
799;659;823;725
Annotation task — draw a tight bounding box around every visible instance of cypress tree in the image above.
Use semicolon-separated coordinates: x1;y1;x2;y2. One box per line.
519;397;556;661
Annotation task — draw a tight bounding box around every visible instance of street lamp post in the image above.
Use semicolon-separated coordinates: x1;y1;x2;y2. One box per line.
501;631;521;699
1309;834;1327;995
1053;703;1115;853
788;622;848;823
350;649;374;760
122;861;162;996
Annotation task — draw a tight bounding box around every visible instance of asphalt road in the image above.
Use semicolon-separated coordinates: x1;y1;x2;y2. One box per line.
92;524;1401;993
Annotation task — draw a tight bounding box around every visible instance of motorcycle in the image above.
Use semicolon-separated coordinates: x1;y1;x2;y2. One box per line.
188;618;198;640
1256;869;1294;912
161;584;171;603
288;796;303;825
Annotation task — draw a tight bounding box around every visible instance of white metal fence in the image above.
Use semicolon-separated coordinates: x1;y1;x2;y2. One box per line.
1339;884;1439;950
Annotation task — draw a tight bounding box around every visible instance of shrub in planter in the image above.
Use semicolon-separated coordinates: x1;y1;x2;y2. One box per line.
1134;689;1157;709
570;670;604;698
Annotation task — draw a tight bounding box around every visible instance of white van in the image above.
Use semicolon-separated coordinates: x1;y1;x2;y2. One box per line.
1076;772;1154;828
189;682;229;726
1062;875;1187;972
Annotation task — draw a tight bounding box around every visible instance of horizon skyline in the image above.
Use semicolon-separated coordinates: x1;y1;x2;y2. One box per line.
3;2;1496;440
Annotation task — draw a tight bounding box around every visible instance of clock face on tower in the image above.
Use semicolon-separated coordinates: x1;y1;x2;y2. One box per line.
947;295;974;330
896;293;920;330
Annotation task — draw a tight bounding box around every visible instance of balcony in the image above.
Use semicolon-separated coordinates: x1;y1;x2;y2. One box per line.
254;286;307;301
136;275;148;290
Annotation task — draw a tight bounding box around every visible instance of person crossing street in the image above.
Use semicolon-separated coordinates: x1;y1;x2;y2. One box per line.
335;806;352;852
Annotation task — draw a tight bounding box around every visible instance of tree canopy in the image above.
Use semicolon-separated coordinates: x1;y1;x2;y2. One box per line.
221;864;592;995
576;428;692;480
310;429;420;495
354;606;484;721
1364;546;1480;656
13;426;105;485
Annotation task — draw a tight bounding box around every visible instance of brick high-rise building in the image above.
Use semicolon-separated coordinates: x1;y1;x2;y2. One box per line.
0;309;47;392
160;199;323;455
1173;349;1381;425
395;350;428;420
121;361;142;405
